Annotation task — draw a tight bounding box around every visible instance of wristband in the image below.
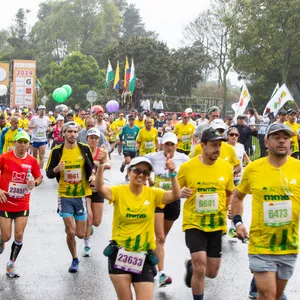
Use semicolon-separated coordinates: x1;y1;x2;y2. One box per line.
233;214;243;226
168;172;177;178
235;222;243;228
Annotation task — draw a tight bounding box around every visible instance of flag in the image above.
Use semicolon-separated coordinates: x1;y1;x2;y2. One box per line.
105;60;114;88
262;83;280;116
231;102;239;113
124;56;130;91
129;59;136;93
234;84;251;119
113;61;120;92
263;83;294;117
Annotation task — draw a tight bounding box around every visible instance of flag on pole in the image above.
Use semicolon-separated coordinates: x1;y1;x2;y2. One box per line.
262;83;280;116
113;61;120;92
124;56;130;91
263;83;294;117
105;60;114;88
234;84;251;119
129;59;136;93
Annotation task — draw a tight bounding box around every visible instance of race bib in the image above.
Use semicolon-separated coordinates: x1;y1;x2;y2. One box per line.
145;141;154;149
182;135;190;143
196;193;219;214
64;169;82;183
8;182;27;199
114;248;146;274
126;140;136;147
264;201;292;227
159;181;171;191
37;130;46;138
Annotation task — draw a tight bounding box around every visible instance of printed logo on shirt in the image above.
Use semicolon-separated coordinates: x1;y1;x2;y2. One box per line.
12;171;26;182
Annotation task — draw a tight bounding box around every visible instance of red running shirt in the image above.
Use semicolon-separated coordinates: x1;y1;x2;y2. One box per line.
0;151;41;212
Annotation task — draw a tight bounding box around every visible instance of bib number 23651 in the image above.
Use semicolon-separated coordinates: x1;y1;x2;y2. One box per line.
196;193;219;214
114;248;146;274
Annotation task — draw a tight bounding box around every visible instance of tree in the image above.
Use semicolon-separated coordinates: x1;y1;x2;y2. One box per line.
227;0;300;108
43;51;105;110
184;0;234;116
167;43;211;96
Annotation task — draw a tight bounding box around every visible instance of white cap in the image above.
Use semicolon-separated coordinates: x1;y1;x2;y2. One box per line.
210;118;227;130
48;111;53;115
38;105;46;110
56;115;64;121
128;157;153;171
159;113;165;117
87;127;100;137
185;108;193;113
162;132;178;144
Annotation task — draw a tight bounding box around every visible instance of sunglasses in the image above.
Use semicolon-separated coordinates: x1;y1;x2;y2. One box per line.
229;133;239;137
130;167;151;176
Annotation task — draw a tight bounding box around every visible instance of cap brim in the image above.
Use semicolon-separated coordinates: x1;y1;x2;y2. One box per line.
267;129;295;138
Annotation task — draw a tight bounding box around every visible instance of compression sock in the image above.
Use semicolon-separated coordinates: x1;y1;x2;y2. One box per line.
193;294;204;300
10;240;23;262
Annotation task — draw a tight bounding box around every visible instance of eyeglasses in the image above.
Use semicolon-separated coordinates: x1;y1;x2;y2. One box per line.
130;167;151;176
229;133;239;137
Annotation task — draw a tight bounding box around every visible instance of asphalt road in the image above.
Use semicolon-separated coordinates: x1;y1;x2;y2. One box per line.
0;149;299;300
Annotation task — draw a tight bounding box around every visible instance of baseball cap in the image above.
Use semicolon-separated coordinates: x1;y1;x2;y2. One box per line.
62;121;78;132
14;131;30;142
201;128;227;142
57;115;64;121
162;132;178;144
128;157;153;171
159;113;165;117
237;115;246;119
210;119;227;130
38;105;46;110
185;108;193;113
128;114;135;119
48;111;53;115
182;112;189;118
208;106;220;114
87;127;100;137
278;110;287;115
287;108;296;115
265;123;295;139
67;110;74;116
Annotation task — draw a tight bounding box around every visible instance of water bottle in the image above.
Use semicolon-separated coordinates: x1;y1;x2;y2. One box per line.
26;169;34;192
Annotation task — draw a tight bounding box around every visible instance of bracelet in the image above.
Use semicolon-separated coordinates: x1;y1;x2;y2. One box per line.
235;222;243;228
168;172;177;178
233;214;243;226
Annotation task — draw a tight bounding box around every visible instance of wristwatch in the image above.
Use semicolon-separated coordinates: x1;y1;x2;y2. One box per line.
35;182;38;187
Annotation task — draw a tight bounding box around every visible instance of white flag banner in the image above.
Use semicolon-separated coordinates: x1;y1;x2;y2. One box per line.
234;84;251;119
263;83;294;117
263;83;280;116
231;102;239;113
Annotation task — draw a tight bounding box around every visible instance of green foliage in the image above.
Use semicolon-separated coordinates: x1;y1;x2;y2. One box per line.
43;51;105;110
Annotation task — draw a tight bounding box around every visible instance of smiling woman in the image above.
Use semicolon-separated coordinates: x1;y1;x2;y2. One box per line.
95;152;180;300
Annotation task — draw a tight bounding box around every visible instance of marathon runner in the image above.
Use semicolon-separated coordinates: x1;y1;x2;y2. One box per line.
0;131;42;277
46;122;94;273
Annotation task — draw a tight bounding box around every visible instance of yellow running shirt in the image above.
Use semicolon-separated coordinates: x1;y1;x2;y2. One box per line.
110;185;164;251
136;128;158;155
108;121;118;142
115;118;126;136
74;116;85;128
189;142;240;167
174;123;194;152
284;121;300;154
3;128;19;153
237;157;300;255
178;156;234;232
58;145;92;197
134;119;145;129
18;118;29;130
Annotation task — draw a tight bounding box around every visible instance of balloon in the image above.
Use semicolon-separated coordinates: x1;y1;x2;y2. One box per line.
91;105;104;114
106;100;119;113
62;85;72;97
0;85;8;96
53;87;68;103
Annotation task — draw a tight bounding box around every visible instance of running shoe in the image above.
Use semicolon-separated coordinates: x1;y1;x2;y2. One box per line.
82;246;92;257
249;277;258;299
68;258;79;273
281;293;287;300
120;163;125;173
228;227;237;238
6;263;20;278
0;238;5;254
184;259;193;288
159;273;172;287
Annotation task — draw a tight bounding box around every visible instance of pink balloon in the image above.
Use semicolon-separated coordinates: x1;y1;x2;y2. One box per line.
106;100;119;113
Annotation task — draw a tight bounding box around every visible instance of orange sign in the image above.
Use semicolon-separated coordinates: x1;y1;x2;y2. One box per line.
11;60;36;110
0;63;9;86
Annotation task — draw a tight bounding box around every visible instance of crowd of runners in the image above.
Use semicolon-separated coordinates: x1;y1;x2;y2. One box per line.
0;103;299;300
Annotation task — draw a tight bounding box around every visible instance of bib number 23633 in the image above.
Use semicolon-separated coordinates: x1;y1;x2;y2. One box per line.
196;193;218;214
264;201;292;227
114;248;146;274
